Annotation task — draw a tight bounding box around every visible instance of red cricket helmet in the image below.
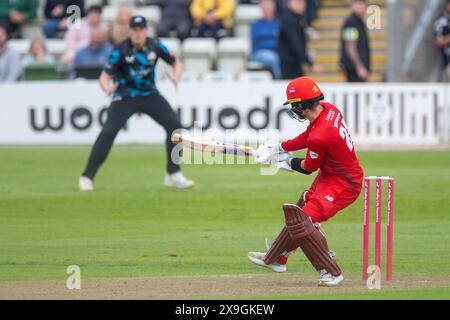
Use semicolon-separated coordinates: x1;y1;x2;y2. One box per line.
283;77;324;121
284;76;324;106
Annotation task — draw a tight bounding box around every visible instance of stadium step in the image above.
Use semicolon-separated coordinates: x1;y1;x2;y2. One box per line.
313;62;387;73
309;40;387;51
314;53;387;65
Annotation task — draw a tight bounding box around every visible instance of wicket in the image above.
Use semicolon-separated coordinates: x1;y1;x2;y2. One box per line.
362;176;394;281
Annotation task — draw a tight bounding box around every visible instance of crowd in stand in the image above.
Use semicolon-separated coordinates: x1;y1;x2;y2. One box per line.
0;0;330;82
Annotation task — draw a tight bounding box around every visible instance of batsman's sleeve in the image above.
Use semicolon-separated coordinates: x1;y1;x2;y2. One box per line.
281;126;311;151
103;47;121;76
303;138;327;173
156;40;176;65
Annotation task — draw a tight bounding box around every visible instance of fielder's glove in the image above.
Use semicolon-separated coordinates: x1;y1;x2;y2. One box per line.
254;140;283;164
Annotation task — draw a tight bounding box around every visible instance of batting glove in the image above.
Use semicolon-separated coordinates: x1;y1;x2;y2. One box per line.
255;140;283;164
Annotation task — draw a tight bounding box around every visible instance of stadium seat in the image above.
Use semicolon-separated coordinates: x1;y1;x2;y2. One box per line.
85;0;103;7
201;71;235;82
22;22;44;39
23;63;63;81
108;0;131;5
74;65;104;79
45;39;66;56
7;39;31;56
235;4;262;37
158;38;181;56
181;38;216;76
179;72;199;83
102;5;119;22
238;71;273;82
217;38;250;75
155;38;181;80
135;6;162;27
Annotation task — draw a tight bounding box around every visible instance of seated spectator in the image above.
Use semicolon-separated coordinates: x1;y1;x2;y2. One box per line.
0;26;22;82
21;38;56;67
434;0;450;81
74;28;112;67
157;0;192;41
0;0;37;39
190;0;234;39
42;0;85;39
250;0;281;79
110;6;133;45
61;5;108;64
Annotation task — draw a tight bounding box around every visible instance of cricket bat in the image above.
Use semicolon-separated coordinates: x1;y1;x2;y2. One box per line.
171;133;255;156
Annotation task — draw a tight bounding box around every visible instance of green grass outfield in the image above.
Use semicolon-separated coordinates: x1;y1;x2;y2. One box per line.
0;146;449;299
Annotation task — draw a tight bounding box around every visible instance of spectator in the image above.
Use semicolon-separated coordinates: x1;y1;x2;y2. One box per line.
250;0;281;79
0;26;22;82
157;0;192;41
61;5;108;64
110;6;133;45
278;0;320;79
0;0;37;39
42;0;85;39
190;0;234;39
339;0;371;82
74;28;112;67
21;38;56;67
434;0;450;81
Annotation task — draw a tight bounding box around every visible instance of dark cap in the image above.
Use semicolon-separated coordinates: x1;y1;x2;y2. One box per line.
129;15;147;29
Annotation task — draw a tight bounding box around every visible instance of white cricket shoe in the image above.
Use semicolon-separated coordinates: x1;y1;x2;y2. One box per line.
163;171;194;189
318;269;344;287
247;252;287;273
78;176;94;192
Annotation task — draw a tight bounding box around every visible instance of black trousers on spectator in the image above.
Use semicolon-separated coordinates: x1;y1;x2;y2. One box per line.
343;67;364;82
82;93;182;179
157;17;192;40
281;62;305;80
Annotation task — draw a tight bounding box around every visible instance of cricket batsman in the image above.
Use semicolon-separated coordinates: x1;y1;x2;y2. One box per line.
78;16;193;191
248;77;363;287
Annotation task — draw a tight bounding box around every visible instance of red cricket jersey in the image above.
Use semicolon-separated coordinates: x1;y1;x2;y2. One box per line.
281;102;363;187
